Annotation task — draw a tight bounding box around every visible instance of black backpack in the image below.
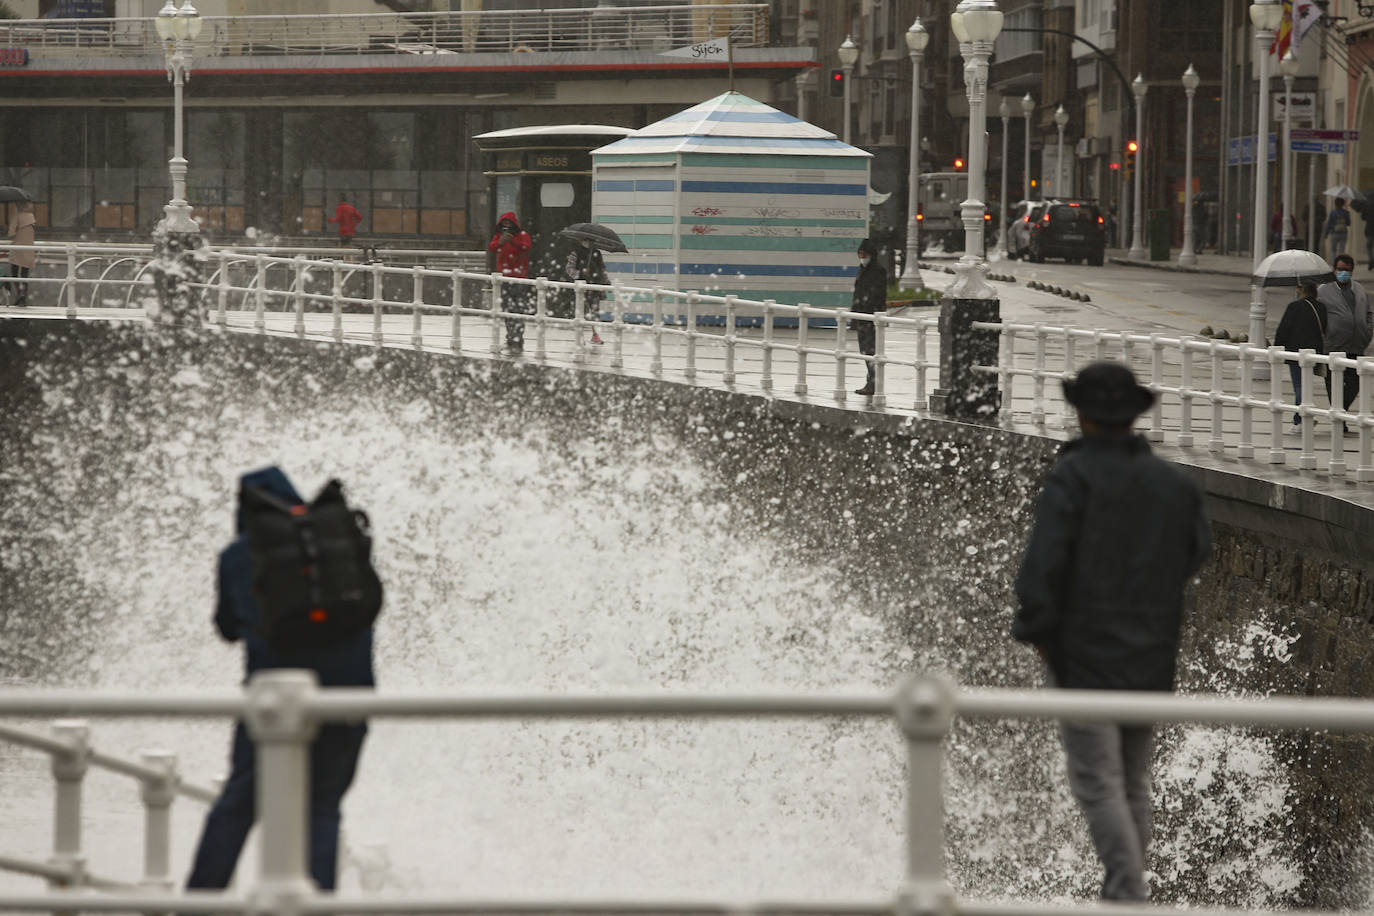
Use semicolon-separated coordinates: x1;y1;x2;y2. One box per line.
240;478;383;651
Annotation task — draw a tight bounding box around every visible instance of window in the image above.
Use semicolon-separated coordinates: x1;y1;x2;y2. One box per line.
540;182;574;208
1157;0;1221;53
996;5;1042;60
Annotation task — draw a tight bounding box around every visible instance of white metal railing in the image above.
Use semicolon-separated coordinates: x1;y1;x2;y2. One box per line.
0;670;1367;914
982;321;1374;483
0;719;216;896
1;4;768;58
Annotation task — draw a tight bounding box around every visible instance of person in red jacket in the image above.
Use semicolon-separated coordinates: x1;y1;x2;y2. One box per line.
328;195;363;247
488;211;532;352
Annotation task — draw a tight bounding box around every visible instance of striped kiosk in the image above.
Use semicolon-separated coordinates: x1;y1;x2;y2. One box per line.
590;91;872;326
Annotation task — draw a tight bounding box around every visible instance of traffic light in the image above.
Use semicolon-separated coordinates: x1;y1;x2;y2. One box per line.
828;69;846;98
953;157;965;171
1125;139;1138;177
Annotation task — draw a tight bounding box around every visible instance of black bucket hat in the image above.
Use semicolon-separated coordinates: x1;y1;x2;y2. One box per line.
1062;361;1156;425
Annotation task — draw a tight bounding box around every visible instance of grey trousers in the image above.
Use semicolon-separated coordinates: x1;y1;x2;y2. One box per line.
1059;720;1155;901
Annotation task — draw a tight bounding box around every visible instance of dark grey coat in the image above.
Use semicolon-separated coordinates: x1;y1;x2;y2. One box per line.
1012;434;1211;691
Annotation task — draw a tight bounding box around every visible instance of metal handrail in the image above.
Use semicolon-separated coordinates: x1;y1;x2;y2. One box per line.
1;4;768;58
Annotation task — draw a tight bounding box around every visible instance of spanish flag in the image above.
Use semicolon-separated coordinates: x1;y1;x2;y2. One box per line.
1270;0;1293;58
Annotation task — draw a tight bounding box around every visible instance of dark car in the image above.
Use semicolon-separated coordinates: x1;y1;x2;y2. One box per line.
1028;200;1106;266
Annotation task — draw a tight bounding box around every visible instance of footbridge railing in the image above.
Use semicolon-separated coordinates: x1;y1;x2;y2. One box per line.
0;671;1370;914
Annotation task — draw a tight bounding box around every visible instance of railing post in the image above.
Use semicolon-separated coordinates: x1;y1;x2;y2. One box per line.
832;306;847;402
450;269;463;353
573;280;587;356
872;313;887;409
1147;335;1165;442
1329;352;1349;478
1237;343;1255;459
1268;346;1289;465
794;303;809;396
331;264;344;344
411;265;425;351
723;294;737;385
1358;357;1373;482
65;245;78;317
216;251;229;328
611;283;625;370
253;254;266;335
535;277;549;361
915;316;929;411
1178;341;1195;448
651;288;664;376
684;291;698;380
1031;324;1047;426
489;273;503;356
760;299;775;392
139;750;178;893
894;675;956;916
372;263;385;347
49;720;90;891
293;256;307;339
245;670;319;915
1208;340;1225;454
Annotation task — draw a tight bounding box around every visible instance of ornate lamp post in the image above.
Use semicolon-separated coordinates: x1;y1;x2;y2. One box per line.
1021;93;1034;200
1053;104;1069;198
1280;49;1300;251
948;0;1003;299
1249;0;1283;346
900;18;929;288
837;36;858;145
1128;75;1147;259
996;96;1011;260
155;0;203;234
1179;64;1201;266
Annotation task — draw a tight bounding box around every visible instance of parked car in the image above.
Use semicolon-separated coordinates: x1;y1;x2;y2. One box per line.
1005;200;1046;260
1027;199;1106;265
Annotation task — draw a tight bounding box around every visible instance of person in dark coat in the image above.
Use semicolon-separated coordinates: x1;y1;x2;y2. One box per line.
1013;362;1211;903
488;212;533;352
565;239;608;345
849;238;887;396
1317;253;1373;430
185;466;373;893
1273;281;1328;428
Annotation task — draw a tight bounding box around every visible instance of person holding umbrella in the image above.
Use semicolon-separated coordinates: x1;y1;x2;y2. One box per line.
1274;281;1327;430
5;199;36;306
560;223;625;346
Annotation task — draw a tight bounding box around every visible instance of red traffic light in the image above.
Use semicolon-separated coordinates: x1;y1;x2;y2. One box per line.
1126;139;1139;154
953;157;965;170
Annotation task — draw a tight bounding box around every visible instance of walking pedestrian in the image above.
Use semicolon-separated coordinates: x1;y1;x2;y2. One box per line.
1273;282;1327;429
1317;254;1374;431
185;466;374;893
488;212;532;352
1013;361;1211;902
5;200;36;306
565;238;608;345
1323;197;1351;262
328;195;363;248
849;238;887;396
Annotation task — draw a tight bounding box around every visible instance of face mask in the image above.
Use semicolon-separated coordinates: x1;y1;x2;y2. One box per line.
859;257;870;267
1337;270;1352;284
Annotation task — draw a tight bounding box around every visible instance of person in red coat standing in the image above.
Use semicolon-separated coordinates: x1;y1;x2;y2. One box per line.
328;195;363;247
488;211;532;352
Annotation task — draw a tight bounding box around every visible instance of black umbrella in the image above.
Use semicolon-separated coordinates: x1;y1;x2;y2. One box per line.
0;186;31;203
558;222;628;253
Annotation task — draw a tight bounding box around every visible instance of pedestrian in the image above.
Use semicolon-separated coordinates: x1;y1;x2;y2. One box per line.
1317;253;1374;432
328;194;363;248
488;212;533;352
1350;193;1374;270
1013;361;1211;903
1323;197;1351;262
849;238;887;396
565;238;608;345
185;466;374;894
1269;208;1296;252
5;200;36;307
1273;281;1327;429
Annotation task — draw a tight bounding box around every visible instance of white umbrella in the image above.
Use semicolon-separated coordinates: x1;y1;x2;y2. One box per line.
1323;184;1359;200
1251;248;1335;288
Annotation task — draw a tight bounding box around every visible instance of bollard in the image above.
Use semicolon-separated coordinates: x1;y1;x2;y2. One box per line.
893;675;956;916
245;670;319;916
49;720;90;889
139;750;178;893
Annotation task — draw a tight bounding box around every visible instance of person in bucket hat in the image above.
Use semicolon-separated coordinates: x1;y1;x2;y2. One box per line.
1013;360;1211;902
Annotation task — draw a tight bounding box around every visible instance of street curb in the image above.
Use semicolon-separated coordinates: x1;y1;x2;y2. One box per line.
1106;256;1252;279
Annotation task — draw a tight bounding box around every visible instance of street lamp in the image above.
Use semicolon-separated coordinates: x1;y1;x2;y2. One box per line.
900;18;929;288
837;35;858;145
155;0;203;234
1054;104;1069;198
1249;0;1283;347
1021;93;1034;201
1280;49;1300;251
948;0;1003;300
1179;64;1201;266
996;96;1010;260
1128;74;1147;259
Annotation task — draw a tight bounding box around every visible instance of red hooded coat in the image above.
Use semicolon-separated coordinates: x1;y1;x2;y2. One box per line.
488;211;532;278
329;201;363;237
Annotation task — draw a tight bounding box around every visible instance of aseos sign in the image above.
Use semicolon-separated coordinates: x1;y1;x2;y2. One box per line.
0;48;29;67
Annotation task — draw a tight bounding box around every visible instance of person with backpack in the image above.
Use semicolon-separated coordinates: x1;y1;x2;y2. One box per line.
1323;197;1351;262
185;466;381;894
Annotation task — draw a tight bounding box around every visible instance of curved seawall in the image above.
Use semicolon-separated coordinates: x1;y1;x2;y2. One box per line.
0;319;1365;906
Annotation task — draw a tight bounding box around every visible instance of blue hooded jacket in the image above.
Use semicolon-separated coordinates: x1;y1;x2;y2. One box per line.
216;466;375;688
